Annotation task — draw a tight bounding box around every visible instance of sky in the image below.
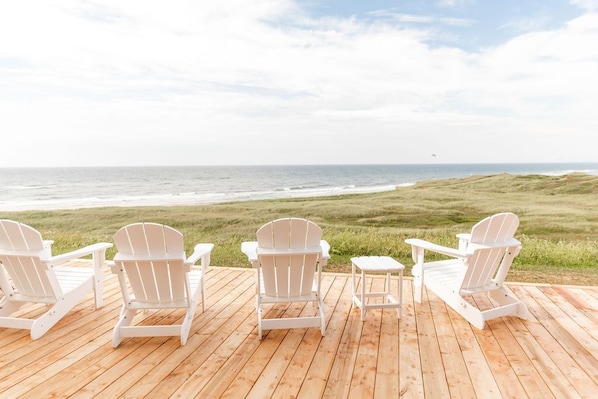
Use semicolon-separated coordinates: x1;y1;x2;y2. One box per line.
1;0;597;167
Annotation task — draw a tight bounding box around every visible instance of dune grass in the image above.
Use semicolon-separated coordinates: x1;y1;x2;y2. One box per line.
2;172;598;285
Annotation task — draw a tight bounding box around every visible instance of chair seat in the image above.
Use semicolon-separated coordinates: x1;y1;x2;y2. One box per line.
55;266;95;293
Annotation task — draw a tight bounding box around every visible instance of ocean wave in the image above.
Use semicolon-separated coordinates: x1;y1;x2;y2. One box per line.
0;185;398;211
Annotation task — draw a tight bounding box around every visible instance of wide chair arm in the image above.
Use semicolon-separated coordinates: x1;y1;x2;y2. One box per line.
404;238;467;261
45;242;112;309
47;242;113;266
240;240;330;268
185;243;214;267
320;240;331;266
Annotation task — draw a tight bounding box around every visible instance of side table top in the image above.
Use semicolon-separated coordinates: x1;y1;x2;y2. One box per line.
350;256;405;272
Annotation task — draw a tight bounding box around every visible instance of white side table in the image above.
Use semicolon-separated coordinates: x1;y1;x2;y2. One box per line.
351;256;404;321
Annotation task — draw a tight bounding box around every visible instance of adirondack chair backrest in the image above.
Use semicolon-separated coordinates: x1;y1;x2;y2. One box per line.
468;212;519;244
113;223;188;305
460;213;521;293
0;219;60;301
256;218;322;298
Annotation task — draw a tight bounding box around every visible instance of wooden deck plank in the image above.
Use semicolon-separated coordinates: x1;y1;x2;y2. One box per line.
510;285;598;397
1;264;598;398
297;275;352;399
219;328;288;398
502;315;575;398
142;269;257;398
272;276;346;399
349;276;383;399
446;295;503;399
522;285;598;384
539;285;598;343
320;274;369;399
416;289;451;398
398;277;424;398
0;282;124;395
561;286;598;324
428;285;477;398
472;294;543;398
374;294;400;398
247;273;340;398
484;308;555;398
245;318;307;398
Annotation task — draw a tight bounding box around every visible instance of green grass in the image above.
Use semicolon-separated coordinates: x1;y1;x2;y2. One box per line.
2;172;598;285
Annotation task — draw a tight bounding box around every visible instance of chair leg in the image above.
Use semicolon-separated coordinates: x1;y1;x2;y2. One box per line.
0;298;22;317
412;265;424;303
200;279;206;312
180;316;192;346
319;299;326;336
256;296;263;340
92;249;106;308
30;298;74;340
488;287;531;320
113;307;136;348
180;298;199;346
257;310;263;340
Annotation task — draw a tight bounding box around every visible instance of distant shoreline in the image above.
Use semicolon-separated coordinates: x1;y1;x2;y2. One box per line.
2;163;597;212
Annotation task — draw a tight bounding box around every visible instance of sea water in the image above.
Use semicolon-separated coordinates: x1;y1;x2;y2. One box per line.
1;163;597;211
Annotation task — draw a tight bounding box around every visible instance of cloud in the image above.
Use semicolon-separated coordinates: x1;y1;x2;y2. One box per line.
0;0;597;166
571;0;598;11
368;10;474;27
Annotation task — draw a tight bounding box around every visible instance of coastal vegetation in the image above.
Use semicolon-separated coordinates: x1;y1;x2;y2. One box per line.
2;173;598;285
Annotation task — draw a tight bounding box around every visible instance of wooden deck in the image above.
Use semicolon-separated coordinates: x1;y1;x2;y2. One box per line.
1;264;598;398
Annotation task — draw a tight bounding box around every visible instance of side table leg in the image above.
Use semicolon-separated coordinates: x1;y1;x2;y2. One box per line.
398;270;403;319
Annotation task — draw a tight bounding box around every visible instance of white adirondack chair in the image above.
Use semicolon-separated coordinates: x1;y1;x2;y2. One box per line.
111;223;213;347
0;219;112;339
405;212;530;329
241;218;328;340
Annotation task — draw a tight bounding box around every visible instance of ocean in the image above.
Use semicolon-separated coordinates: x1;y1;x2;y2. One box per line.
1;163;597;212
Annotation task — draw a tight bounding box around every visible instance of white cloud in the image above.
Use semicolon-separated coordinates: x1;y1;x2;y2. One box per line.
0;1;597;166
571;0;598;11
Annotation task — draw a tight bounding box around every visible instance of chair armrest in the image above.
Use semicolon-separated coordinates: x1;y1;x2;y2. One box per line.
42;240;54;258
404;238;466;258
456;233;470;251
241;240;330;267
241;241;259;267
48;243;113;266
320;240;331;260
185;243;214;266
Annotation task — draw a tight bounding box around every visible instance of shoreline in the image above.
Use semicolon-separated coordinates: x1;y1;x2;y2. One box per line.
2;163;598;212
0;183;401;212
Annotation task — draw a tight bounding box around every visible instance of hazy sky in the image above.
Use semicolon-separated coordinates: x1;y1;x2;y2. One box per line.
1;0;597;167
